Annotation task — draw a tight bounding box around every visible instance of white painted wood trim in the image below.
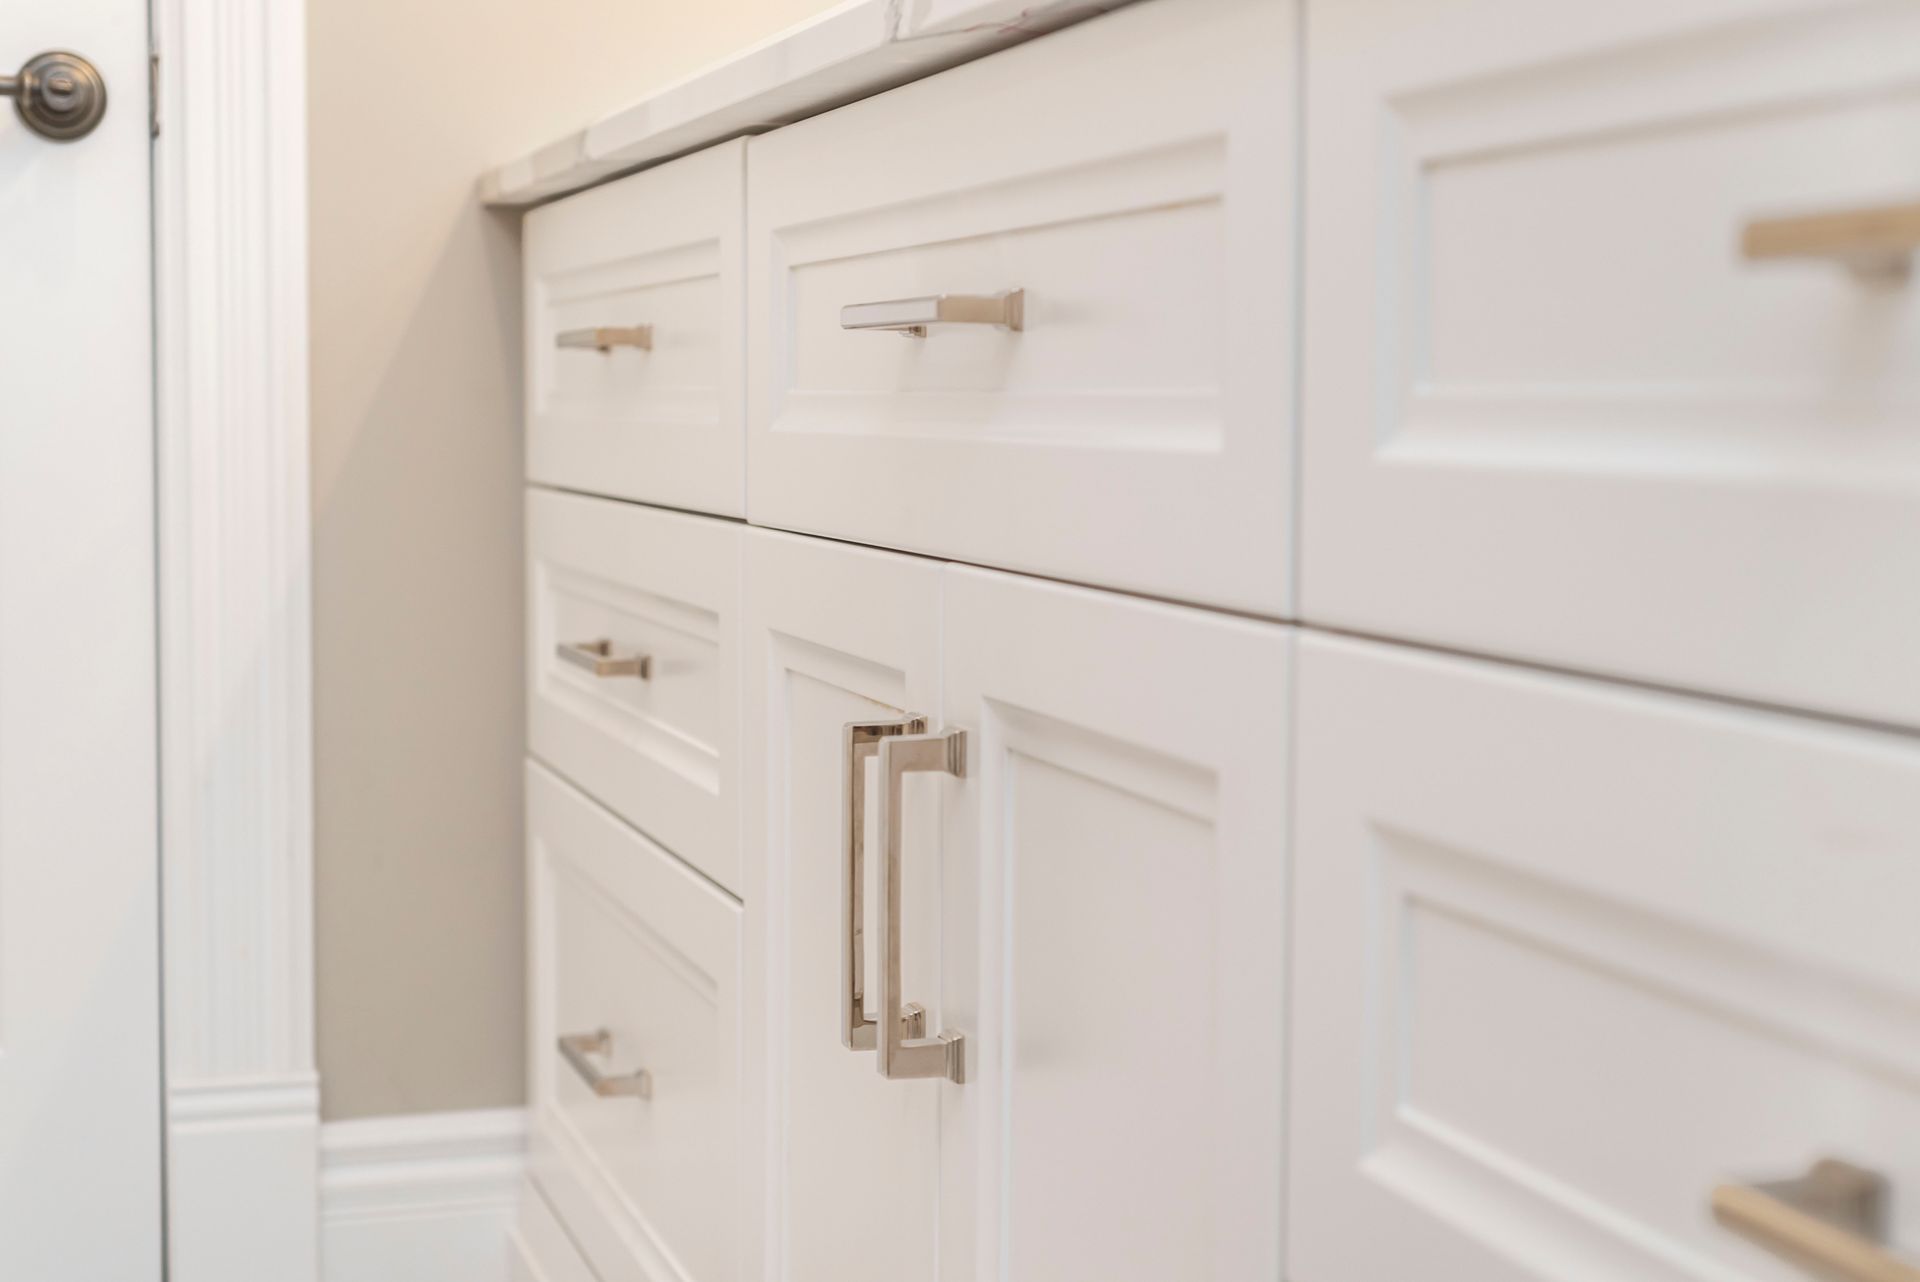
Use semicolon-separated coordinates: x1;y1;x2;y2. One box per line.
152;0;317;1277
321;1111;527;1282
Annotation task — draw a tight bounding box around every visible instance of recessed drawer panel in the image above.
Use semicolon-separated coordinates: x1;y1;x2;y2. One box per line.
509;1178;598;1282
528;488;740;893
746;0;1296;615
1290;633;1920;1282
527;762;741;1282
1300;0;1920;725
525;140;745;516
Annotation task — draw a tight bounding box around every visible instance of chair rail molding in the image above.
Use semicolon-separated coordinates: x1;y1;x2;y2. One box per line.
153;0;317;1278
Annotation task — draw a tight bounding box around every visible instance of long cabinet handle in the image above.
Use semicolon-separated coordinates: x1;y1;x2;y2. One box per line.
556;1029;653;1099
1712;1159;1919;1282
1742;199;1920;281
556;325;653;352
556;639;652;680
839;289;1024;338
842;718;928;1053
874;728;967;1083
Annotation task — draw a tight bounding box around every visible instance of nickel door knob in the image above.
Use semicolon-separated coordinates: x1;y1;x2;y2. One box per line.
0;51;107;142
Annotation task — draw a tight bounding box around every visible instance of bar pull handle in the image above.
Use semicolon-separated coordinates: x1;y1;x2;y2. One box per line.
556;325;654;352
1712;1159;1919;1282
839;289;1024;338
556;1029;653;1099
556;639;652;680
1743;199;1920;282
842;717;928;1053
874;728;966;1083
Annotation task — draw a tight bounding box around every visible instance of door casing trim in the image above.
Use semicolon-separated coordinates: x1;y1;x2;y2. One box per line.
152;0;317;1276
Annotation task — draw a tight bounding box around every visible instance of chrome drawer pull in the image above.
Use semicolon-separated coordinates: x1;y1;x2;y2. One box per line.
839;289;1024;338
556;325;654;352
1713;1159;1919;1282
1743;199;1920;282
874;728;966;1083
557;1029;653;1099
556;639;652;680
841;718;930;1054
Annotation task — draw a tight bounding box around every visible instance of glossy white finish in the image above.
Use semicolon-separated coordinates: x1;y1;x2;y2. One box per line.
0;3;162;1277
525;142;746;516
742;530;944;1282
746;0;1296;615
527;763;743;1282
528;488;742;892
480;0;1133;207
938;566;1290;1281
1290;633;1920;1282
1300;0;1920;726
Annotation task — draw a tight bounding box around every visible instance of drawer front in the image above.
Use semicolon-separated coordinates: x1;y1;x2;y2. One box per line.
745;0;1296;616
1300;0;1920;726
1290;634;1920;1282
528;762;742;1282
525;141;745;517
510;1178;598;1282
528;488;740;893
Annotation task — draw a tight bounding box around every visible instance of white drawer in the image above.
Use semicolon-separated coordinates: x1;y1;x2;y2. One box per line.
1300;0;1920;726
528;488;740;894
525;141;745;517
510;1178;598;1282
1290;633;1920;1282
527;762;742;1282
745;0;1296;616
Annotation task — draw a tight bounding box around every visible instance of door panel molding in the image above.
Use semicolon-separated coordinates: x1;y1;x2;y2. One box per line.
153;0;318;1278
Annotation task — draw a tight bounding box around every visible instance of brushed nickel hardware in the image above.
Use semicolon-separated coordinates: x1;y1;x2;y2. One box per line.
842;718;930;1053
874;728;967;1083
556;639;652;680
556;325;654;352
840;289;1025;338
1743;199;1920;282
1;50;108;142
557;1029;653;1099
1713;1159;1918;1282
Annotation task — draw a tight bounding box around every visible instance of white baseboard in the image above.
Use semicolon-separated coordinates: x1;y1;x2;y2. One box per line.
170;1076;321;1282
320;1108;527;1282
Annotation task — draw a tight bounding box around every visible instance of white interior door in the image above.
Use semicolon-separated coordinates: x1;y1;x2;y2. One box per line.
0;3;162;1277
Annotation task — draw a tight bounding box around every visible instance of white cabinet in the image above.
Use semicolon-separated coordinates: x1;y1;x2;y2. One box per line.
524;141;746;516
526;762;743;1282
1289;633;1920;1282
742;532;1291;1282
741;530;945;1282
528;488;742;894
745;0;1296;615
1298;0;1920;727
509;1179;599;1282
936;566;1290;1281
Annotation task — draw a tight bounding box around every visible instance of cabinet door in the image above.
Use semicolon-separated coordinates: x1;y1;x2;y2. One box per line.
935;567;1291;1281
1290;634;1920;1282
1299;0;1920;726
741;530;946;1282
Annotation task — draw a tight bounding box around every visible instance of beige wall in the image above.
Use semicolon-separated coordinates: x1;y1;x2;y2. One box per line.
310;0;840;1121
